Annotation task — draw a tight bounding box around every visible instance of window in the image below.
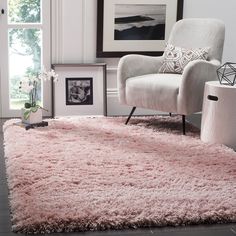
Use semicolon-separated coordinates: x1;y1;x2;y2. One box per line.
0;0;50;117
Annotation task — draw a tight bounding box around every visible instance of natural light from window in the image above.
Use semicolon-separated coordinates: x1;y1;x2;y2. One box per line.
8;0;42;109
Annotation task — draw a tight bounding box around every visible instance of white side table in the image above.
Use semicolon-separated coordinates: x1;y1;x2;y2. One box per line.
201;81;236;149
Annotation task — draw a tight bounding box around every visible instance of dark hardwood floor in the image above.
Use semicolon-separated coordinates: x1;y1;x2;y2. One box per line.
0;117;235;236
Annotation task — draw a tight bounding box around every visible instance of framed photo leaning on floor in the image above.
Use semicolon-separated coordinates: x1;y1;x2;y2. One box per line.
51;63;107;117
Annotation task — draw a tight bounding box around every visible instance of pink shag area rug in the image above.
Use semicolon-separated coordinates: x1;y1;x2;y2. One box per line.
3;116;236;234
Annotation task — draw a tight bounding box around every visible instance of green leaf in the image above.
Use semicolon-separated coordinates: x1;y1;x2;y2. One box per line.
31;106;39;113
23;110;31;120
24;102;31;108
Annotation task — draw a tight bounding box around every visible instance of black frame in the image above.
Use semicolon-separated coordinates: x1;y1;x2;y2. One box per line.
65;77;93;105
97;0;184;58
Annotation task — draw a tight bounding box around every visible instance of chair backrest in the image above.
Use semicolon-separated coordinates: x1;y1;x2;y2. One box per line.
168;18;225;62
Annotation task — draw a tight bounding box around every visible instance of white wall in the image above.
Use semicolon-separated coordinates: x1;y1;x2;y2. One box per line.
51;0;236;116
183;0;236;63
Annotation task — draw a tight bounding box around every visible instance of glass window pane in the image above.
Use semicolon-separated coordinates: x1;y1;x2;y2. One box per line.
8;0;41;23
9;28;42;109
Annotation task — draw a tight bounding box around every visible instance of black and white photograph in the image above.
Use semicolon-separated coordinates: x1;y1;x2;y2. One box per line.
114;4;166;40
66;78;93;105
52;64;106;117
97;0;183;57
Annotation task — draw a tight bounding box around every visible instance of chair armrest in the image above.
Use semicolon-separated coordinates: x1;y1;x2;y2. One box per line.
178;59;220;114
117;54;164;104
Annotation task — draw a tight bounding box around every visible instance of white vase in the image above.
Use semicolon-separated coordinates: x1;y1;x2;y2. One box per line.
21;108;43;124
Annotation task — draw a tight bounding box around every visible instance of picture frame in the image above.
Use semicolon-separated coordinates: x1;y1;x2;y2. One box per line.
51;63;107;117
96;0;184;58
65;78;93;105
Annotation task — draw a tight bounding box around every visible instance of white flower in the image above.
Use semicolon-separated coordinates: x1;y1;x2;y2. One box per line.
20;80;34;93
19;66;59;107
38;68;58;81
48;70;58;80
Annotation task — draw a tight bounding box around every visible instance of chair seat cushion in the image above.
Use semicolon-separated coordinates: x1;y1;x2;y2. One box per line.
126;73;182;112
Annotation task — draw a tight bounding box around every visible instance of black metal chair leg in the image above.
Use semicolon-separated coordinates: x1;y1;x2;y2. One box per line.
182;115;186;135
125;107;136;125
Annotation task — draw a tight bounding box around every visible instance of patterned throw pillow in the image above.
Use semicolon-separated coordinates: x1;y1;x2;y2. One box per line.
159;44;209;74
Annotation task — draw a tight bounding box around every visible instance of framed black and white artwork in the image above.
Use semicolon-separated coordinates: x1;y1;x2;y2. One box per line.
97;0;184;57
51;64;107;117
66;78;93;105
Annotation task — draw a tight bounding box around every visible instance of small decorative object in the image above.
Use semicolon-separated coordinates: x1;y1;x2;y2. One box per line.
217;62;236;86
19;67;58;124
14;121;49;130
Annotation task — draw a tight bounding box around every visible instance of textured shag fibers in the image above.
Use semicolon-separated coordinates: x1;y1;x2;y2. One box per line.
3;116;236;234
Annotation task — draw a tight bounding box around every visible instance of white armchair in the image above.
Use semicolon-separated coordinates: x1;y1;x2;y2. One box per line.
117;18;225;134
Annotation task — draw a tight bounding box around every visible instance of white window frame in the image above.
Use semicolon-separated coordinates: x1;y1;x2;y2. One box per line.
0;0;51;118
